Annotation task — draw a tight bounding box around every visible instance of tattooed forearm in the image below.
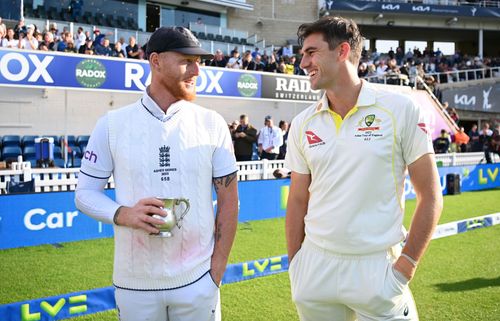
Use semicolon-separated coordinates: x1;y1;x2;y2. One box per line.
215;221;223;242
213;171;237;193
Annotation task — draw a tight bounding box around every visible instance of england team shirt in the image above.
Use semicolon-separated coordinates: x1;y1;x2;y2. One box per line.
285;81;434;254
78;91;237;289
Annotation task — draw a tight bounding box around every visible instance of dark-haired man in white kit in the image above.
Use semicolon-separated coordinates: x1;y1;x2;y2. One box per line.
75;27;238;321
285;16;443;320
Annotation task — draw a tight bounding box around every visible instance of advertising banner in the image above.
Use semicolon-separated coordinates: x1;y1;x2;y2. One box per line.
0;179;289;250
0;48;263;99
318;0;500;18
441;82;500;113
260;73;321;102
1;164;498;250
0;190;115;249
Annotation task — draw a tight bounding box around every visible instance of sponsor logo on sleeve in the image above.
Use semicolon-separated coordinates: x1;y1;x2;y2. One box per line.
305;130;325;147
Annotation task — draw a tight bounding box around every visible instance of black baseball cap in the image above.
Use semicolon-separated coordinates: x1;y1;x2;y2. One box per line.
146;26;214;59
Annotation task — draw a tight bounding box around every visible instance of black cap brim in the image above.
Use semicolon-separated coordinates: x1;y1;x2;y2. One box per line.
171;47;214;60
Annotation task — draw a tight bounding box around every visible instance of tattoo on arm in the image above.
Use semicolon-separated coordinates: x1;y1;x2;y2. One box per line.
212;171;237;193
215;221;222;242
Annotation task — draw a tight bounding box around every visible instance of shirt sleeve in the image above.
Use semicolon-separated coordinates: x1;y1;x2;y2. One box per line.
274;128;283;148
212;113;238;178
75;173;119;224
401;98;435;165
257;128;263;145
79;115;113;179
75;114;118;224
284;118;310;174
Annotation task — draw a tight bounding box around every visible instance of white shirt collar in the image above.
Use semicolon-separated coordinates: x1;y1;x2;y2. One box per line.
141;90;183;122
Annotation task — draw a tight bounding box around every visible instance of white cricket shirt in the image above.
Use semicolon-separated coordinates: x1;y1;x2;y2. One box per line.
285;81;434;254
77;91;237;289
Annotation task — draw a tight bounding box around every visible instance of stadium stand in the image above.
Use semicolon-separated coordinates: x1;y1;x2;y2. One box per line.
2;135;21;147
2;146;22;162
21;136;37;148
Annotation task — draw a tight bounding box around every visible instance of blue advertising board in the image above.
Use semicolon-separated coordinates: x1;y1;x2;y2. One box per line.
0;164;498;250
323;1;500;18
0;48;277;100
0;178;288;250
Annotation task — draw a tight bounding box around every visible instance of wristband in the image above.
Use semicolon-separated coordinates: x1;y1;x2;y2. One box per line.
113;206;124;225
401;253;418;267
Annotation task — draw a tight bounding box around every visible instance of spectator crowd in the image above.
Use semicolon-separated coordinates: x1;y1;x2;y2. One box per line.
2;16;499;84
0;17;147;59
228;114;290;162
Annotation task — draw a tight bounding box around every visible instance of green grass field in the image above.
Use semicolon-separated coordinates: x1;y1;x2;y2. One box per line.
1;189;499;320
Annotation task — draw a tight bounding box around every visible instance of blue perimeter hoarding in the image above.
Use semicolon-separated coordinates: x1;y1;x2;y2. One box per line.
0;164;499;250
0;48;328;102
324;1;500;18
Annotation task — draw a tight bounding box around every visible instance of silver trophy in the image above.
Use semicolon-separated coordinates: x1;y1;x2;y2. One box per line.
152;198;190;237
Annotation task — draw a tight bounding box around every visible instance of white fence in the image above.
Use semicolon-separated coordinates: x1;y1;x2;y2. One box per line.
0;153;497;194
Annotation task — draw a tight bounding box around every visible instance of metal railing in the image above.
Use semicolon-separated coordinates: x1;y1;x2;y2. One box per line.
364;66;500;86
427;67;500;84
24;17;150;46
189;22;248;40
1;154;497;194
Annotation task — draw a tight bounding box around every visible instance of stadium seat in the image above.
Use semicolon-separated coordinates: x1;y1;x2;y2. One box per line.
64;145;81;159
47;6;61;20
2;146;22;161
69;158;82;168
127;17;138;30
223;36;232;43
197;32;207;40
22;135;38;147
61;10;72;22
232;37;240;44
76;135;90;147
73;146;82;158
82;11;92;24
106;14;119;28
2;135;21;147
86;13;97;25
240;38;248;45
52;158;66;168
117;18;127;29
59;135;76;147
95;14;106;27
26;158;37;168
215;34;224;42
24;6;34;18
207;33;216;41
53;146;62;158
36;5;47;19
23;146;36;159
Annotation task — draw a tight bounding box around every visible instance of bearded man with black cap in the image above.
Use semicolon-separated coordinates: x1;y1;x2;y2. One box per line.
75;27;238;321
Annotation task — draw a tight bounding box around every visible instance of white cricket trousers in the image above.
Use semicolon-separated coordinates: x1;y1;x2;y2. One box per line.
115;271;221;321
289;238;418;321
